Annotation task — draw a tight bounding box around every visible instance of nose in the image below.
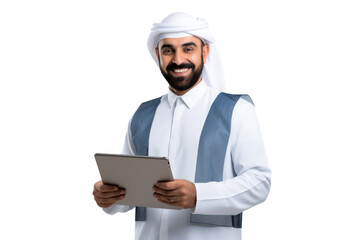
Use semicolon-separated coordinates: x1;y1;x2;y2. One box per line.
172;51;186;65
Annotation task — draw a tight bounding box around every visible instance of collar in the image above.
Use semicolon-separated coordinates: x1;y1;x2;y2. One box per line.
166;80;208;109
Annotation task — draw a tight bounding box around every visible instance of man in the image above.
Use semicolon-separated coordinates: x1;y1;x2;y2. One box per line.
93;12;271;240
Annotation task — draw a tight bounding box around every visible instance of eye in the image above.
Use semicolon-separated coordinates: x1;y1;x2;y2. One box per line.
162;48;173;55
184;47;194;53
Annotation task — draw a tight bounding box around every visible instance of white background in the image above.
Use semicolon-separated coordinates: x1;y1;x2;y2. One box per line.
1;0;359;239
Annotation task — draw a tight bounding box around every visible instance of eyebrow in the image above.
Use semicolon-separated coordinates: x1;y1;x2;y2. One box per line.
160;42;198;49
182;42;198;47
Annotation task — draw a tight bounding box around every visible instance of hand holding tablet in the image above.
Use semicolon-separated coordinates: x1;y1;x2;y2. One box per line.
93;180;126;208
94;153;181;209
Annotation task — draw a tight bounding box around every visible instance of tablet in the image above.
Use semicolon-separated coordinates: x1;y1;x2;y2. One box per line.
94;153;180;209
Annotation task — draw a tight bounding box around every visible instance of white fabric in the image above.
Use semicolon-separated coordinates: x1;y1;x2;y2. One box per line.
147;12;225;92
104;81;271;240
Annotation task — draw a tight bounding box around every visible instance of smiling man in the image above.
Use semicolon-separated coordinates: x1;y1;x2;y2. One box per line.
157;36;208;95
93;12;271;240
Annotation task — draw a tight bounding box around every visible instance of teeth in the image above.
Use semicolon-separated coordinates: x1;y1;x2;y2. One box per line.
174;68;189;73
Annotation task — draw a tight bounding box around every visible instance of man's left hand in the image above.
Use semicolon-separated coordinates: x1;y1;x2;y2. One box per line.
153;179;196;209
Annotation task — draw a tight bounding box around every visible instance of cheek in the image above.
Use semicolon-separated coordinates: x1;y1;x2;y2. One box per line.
159;56;169;68
160;62;167;71
190;56;202;67
189;52;203;64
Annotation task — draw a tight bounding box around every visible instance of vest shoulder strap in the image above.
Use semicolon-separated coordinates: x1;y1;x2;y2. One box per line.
190;92;252;228
194;93;253;183
130;97;162;156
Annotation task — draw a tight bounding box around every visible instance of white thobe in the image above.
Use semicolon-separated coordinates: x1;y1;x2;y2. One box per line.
104;80;271;240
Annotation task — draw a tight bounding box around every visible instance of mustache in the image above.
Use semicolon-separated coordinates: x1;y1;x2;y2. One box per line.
166;63;195;72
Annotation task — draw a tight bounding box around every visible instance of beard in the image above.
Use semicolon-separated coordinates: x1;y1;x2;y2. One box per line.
159;56;204;92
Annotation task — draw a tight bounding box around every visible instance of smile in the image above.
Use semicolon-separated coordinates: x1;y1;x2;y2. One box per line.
173;68;189;73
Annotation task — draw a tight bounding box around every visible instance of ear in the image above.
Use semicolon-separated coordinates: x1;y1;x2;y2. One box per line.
202;44;209;64
155;48;159;59
155;47;162;65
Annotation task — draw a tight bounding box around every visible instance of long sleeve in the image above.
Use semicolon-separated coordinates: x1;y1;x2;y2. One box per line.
103;119;136;215
193;99;271;215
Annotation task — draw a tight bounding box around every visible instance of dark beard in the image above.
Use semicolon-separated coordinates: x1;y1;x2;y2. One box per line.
160;56;204;92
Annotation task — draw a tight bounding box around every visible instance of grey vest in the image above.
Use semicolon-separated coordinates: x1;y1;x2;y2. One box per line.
130;92;254;228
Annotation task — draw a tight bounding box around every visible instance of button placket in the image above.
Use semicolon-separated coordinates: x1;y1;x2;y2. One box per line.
168;97;183;164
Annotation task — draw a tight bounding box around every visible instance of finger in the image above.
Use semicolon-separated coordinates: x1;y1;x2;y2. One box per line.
153;185;177;196
153;192;177;203
95;195;124;208
93;189;125;198
95;195;124;204
155;196;183;208
156;181;178;190
95;181;122;192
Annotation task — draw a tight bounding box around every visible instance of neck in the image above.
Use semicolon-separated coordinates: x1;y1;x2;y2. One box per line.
170;78;202;96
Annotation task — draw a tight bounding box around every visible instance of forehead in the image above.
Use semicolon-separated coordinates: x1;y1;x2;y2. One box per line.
158;36;202;48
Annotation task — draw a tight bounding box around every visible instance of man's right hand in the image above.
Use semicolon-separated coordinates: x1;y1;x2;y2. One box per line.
93;180;126;208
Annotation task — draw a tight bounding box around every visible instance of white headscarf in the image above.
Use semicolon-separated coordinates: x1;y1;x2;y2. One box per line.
147;12;225;92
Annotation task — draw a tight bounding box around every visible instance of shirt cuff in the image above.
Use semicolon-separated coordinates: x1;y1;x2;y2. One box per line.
191;182;218;214
103;204;133;215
